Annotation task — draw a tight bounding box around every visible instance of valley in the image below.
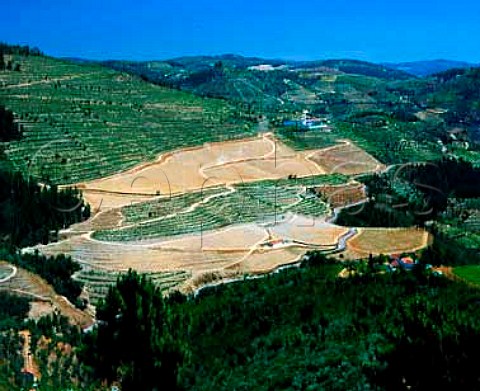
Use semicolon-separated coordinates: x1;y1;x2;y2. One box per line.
1;49;470;311
0;39;479;390
30;132;425;303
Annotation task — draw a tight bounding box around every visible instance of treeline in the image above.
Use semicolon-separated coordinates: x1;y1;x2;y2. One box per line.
402;157;480;208
337;157;480;228
81;272;183;390
422;226;480;267
0;306;85;390
0;42;42;72
0;293;30;390
0;105;22;142
336;200;417;227
0;42;42;57
0;170;90;247
27;314;84;390
432;67;480;124
74;262;480;390
0;292;30;331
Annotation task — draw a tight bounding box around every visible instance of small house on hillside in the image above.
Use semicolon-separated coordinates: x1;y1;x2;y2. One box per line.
389;254;419;271
283;110;331;131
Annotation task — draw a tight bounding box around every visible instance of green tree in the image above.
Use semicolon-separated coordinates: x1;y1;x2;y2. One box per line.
83;271;185;390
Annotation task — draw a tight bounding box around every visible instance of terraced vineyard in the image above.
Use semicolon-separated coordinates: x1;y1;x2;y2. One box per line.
74;268;191;304
122;187;226;224
0;55;253;184
94;175;346;241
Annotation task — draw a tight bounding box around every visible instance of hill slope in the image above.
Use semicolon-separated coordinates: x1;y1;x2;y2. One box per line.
0;54;252;184
103;56;413;115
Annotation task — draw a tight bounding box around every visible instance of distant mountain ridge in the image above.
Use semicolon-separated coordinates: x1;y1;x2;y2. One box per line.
64;55;478;79
383;59;478;77
99;55;414;115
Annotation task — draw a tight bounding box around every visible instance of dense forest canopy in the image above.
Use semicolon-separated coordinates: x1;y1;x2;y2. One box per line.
74;263;480;390
337;157;480;228
0;169;90;247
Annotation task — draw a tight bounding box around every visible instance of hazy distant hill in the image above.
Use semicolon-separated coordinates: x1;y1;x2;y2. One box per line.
425;67;480;124
384;59;477;77
295;59;412;80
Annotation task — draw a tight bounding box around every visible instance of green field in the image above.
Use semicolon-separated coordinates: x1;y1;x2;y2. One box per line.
0;55;253;184
454;265;480;286
94;174;346;241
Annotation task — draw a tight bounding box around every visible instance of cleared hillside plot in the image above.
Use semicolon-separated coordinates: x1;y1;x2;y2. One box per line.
77;133;335;211
231;247;307;274
78;191;155;213
269;216;349;247
0;55;252;184
0;264;93;327
344;228;430;257
309;141;385;175
35;214;355;300
62;208;124;237
315;181;367;208
93;175;345;242
37;234;249;273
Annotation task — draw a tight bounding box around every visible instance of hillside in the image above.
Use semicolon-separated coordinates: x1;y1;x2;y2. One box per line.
100;54;480;169
0;54;252;184
297;59;412;80
388;67;480;162
103;56;412;115
426;67;480;123
76;264;480;390
0;48;479;390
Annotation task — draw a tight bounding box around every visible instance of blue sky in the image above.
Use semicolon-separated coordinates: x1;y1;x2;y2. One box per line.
3;0;480;62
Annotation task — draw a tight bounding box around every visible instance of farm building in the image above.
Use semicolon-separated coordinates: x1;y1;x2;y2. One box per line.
283;110;331;131
389;254;419;271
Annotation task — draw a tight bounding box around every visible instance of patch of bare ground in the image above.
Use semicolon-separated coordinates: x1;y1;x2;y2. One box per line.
36;135;403;297
66;208;123;235
36;218;354;297
0;266;93;328
309;141;385;175
342;228;430;258
74;133;330;211
314;182;367;208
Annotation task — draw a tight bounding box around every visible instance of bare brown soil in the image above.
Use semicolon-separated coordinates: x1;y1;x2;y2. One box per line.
75;133;328;211
343;228;430;258
314;182;367;208
309;141;385;175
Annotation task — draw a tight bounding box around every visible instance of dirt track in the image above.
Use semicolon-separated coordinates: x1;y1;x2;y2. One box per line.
38;135;431;301
19;330;40;380
75;133;327;211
